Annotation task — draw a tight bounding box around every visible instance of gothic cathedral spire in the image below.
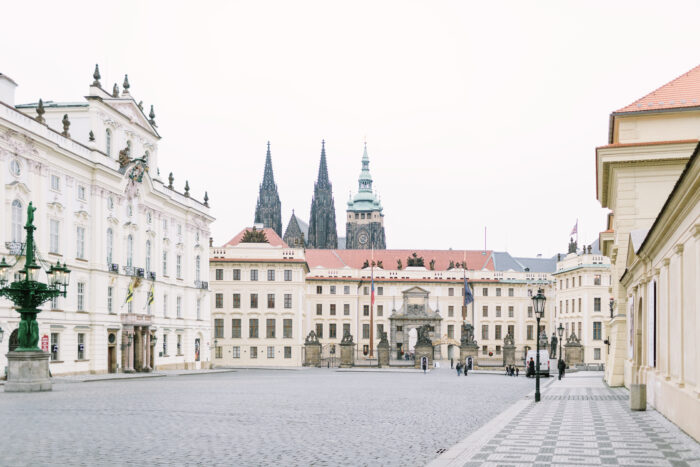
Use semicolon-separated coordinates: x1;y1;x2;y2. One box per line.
307;140;338;249
254;141;282;235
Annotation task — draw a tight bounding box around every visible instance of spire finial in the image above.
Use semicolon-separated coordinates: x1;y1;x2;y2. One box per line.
61;114;71;137
267;140;271;153
168;172;174;189
89;130;95;142
184;180;190;197
92;64;101;86
123;74;130;92
112;83;119;97
148;105;156;127
35;98;45;124
204;191;209;207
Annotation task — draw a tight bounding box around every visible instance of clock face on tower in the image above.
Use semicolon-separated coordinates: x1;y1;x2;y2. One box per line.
358;231;369;246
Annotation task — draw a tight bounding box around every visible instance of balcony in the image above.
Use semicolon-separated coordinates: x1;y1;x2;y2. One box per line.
109;263;120;273
148;271;157;281
195;280;208;290
123;266;145;278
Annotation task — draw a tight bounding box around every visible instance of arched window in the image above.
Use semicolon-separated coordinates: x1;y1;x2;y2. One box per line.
11;199;22;243
195;255;201;282
105;129;112;156
106;228;113;265
127;234;134;268
145;240;152;273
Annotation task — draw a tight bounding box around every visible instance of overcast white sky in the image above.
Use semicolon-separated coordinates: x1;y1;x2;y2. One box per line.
3;1;700;257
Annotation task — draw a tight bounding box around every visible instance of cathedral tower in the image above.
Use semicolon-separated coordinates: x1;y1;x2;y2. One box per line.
345;143;386;249
307;140;338;249
254;141;282;236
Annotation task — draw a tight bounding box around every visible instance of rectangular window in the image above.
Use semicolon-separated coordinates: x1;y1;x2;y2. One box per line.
107;286;113;313
215;293;223;308
176;255;184;279
578;322;582;338
51;174;60;191
316;303;322;316
163;334;168;355
196;299;200;320
362;323;370;339
377;305;383;317
572;299;576;314
496;306;501;318
77;333;85;360
162;251;168;276
250;269;258;281
316;323;323;338
496;345;501;355
482;325;488;340
250;294;258;308
266;319;276;338
284;346;292;358
508;306;514;318
343;323;351;336
482;306;488;317
284;294;292;309
482;288;488;297
51;295;59;310
233;269;241;280
344;304;350;316
316;285;322;294
77;185;86;201
50;333;59;361
527;325;533;340
507;325;514;338
330;304;336;316
163;294;168;317
593;322;602;340
267;346;274;358
447;325;454;339
249;319;259;338
448;288;454;297
594;297;601;312
267;293;275;309
233;293;241;308
344;286;350;295
329;323;337;338
527;306;533;318
363;286;369;295
76;226;85;259
594;274;601;286
495;325;502;340
284;270;292;281
330;285;336;295
50;219;60;254
377;323;384;337
579;276;582;287
496;288;501;297
578;298;582;314
215;269;223;280
267;269;275;281
215;347;223;359
363;305;369;316
250;346;258;359
508;288;514;297
594;348;601;360
448;306;454;317
232;319;241;338
283;319;293;338
482;345;488;355
214;319;224;338
377;286;383;296
176;296;182;318
77;282;85;311
232;346;241;358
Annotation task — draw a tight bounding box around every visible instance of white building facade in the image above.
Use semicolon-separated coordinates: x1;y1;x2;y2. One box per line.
0;69;213;375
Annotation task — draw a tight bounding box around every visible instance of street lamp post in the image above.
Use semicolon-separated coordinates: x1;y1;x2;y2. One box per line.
0;203;71;392
557;322;564;371
532;288;546;402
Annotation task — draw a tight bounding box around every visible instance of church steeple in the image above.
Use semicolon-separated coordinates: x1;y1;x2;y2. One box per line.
307;140;338;249
345;142;386;249
358;142;373;193
254;141;282;235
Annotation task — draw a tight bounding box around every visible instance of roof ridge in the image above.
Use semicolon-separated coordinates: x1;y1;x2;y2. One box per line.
615;63;700;113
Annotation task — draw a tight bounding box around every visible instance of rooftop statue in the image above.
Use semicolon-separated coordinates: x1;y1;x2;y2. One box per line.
340;330;354;345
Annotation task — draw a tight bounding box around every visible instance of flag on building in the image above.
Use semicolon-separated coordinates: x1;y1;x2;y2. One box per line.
464;277;474;306
570;220;578;236
125;280;134;304
146;283;154;308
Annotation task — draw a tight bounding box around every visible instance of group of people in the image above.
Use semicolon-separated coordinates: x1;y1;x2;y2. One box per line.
450;358;471;376
504;365;519;377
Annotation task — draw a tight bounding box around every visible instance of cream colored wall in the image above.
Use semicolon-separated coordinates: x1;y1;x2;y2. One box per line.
615;111;700;144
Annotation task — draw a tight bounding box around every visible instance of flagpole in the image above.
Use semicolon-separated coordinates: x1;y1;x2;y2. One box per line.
370;246;374;359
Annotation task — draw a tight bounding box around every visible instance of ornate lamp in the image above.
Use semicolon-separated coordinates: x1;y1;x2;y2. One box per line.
557;322;564;339
0;257;10;286
531;288;546;402
532;289;546;319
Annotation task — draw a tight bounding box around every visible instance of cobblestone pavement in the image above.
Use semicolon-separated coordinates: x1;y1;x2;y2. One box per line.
1;366;533;466
430;372;700;467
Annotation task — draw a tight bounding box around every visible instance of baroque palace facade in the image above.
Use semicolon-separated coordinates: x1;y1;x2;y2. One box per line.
596;64;700;441
210;227;610;369
0;68;213;375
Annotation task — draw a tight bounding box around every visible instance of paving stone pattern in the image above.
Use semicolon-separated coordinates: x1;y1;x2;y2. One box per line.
454;374;700;467
0;367;532;466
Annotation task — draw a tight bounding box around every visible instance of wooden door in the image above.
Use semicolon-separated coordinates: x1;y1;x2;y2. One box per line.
108;346;116;373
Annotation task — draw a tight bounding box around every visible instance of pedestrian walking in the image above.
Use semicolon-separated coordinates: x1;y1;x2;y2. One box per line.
464;362;468;376
558;359;566;380
456;362;462;376
516;367;519;377
450;357;454;369
422;358;427;374
528;358;535;378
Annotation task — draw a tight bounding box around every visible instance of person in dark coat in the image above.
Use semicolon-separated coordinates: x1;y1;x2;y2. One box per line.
451;357;454;369
456;362;462;376
528;358;535;378
464;361;468;376
558;359;566;380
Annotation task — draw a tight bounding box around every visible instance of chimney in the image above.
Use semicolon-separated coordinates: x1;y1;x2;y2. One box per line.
0;73;18;106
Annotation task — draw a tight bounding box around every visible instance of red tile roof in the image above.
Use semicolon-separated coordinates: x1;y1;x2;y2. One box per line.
305;249;494;271
615;64;700;113
224;228;288;248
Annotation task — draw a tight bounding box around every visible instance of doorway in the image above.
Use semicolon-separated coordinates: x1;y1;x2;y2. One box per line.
9;329;19;352
107;332;117;373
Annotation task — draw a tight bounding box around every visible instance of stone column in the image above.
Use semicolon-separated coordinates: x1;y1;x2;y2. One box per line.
128;329;135;372
503;343;516;367
340;342;354;368
460;343;478;369
414;343;433;369
145;330;151;371
377;340;390;368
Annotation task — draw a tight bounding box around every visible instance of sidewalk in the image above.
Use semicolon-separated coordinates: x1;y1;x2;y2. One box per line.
429;372;700;466
51;368;236;383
